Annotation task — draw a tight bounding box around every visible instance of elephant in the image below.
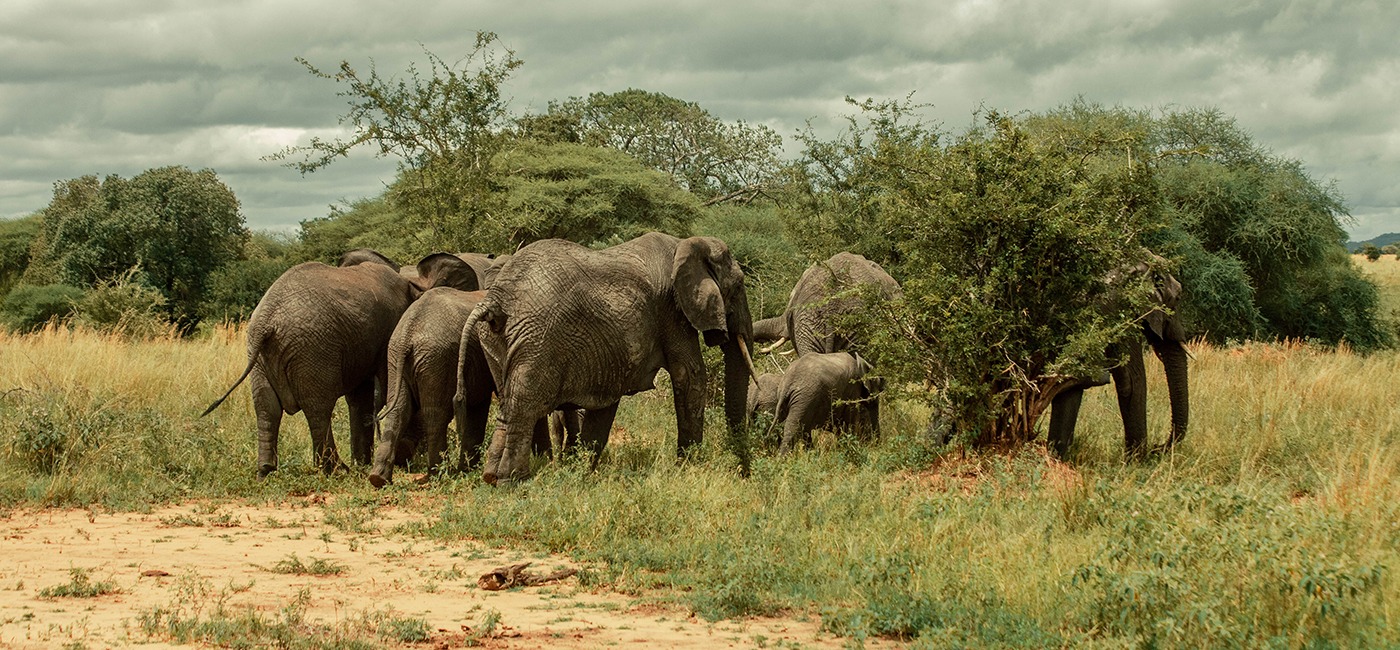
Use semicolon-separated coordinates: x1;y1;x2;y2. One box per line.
752;252;902;357
774;352;884;452
745;373;782;424
457;252;511;289
1046;260;1189;458
396;252;512;291
367;287;573;487
461;232;760;485
202;251;479;475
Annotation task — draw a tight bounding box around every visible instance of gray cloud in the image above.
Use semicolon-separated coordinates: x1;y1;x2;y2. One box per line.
2;0;1397;239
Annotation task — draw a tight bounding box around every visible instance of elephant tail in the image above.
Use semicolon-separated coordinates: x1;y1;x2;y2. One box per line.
378;339;415;423
200;325;270;417
775;387;791;423
456;303;488;406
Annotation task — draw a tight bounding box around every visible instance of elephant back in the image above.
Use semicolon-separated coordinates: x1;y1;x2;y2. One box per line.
788;252;902;356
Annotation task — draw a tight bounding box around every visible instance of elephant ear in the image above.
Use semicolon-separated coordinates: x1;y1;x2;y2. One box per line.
1145;270;1187;342
414;253;480;292
339;248;400;271
673;237;728;346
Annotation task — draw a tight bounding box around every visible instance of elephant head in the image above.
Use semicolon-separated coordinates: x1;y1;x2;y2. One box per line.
412;253;480;294
338;248;401;270
674;236;760;434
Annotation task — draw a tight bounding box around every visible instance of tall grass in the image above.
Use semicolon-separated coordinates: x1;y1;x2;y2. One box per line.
2;322;1398;645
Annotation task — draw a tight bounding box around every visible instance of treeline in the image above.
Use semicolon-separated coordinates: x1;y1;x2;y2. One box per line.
0;35;1382;381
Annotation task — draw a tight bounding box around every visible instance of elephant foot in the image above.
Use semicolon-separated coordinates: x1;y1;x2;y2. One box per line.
258;463;277;478
368;472;390;489
412;473;432;486
483;471;499;486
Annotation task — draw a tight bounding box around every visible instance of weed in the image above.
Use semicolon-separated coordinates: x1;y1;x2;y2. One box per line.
38;568;118;599
266;553;347;577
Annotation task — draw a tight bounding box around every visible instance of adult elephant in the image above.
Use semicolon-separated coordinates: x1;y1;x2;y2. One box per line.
462;232;759;485
774;352;884;452
752;252;902;356
202;251;478;475
367;287;566;487
1047;262;1189;458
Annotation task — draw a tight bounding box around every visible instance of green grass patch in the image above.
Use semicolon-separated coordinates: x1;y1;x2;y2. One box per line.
39;567;119;599
266;554;347;577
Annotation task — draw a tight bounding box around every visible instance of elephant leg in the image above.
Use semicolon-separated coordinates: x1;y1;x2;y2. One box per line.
551;409;583;455
578;402;620;470
303;401;344;474
369;391;415;488
780;394;824;453
665;341;707;458
394;409;423;468
455;398;491;471
346;378;377;466
251;365;283;477
531;417;553;457
1110;343;1148;458
1047;387;1085;459
419;402;452;475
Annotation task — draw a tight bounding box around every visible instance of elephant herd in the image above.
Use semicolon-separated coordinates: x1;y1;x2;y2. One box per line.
203;232;1190;485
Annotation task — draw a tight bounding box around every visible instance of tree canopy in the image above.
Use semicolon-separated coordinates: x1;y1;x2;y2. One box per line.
520;89;783;205
266;32;521;252
27;166;247;331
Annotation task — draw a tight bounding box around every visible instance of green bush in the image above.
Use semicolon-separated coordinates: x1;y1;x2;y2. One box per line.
74;269;172;338
0;283;85;332
199;257;293;323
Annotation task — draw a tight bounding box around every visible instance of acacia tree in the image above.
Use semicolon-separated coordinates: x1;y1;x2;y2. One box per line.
784;99;1161;444
526;89;784;204
267;32;520;251
29;166;247;331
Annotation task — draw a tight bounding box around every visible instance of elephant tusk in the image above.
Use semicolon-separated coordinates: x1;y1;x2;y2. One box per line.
758;337;788;354
778;348;796;357
738;334;761;385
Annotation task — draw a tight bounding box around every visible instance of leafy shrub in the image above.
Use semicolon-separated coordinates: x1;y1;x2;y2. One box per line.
198;257;292;323
0;283;84;332
1363;243;1382;261
1070;485;1388;647
6;389;118;474
73;268;172;338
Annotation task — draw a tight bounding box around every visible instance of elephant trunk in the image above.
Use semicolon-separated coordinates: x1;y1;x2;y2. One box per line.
1153;336;1190;450
751;316;787;343
721;298;755;476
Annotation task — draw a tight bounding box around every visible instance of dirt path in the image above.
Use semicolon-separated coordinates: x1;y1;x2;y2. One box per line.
0;500;867;649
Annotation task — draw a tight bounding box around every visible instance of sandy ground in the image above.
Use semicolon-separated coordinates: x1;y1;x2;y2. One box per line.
0;498;877;649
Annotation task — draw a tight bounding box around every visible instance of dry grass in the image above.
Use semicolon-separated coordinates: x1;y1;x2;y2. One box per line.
2;320;1400;645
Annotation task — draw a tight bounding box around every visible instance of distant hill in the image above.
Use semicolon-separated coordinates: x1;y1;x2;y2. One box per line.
1347;233;1400;252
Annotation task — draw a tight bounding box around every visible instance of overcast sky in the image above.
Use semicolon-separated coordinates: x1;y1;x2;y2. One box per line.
3;0;1397;239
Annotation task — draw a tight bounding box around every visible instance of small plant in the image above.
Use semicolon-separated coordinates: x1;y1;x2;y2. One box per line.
266;553;346;576
465;609;502;647
39;567;119;598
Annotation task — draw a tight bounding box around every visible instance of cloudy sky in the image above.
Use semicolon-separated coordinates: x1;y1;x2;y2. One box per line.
3;0;1397;239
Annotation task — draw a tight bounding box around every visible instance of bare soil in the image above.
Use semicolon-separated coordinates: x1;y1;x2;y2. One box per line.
0;498;875;649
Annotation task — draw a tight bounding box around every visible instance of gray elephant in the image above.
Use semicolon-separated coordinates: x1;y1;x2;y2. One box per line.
367;287;568;487
774;352;884;452
745;373;782;424
1047;261;1189;458
752;252;902;356
462;232;759;485
202;251;478;475
457;252;511;289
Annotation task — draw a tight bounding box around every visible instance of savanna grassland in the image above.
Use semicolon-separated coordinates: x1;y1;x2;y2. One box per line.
2;266;1399;648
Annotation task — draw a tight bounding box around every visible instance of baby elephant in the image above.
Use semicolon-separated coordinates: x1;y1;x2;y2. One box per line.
775;352;884;452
